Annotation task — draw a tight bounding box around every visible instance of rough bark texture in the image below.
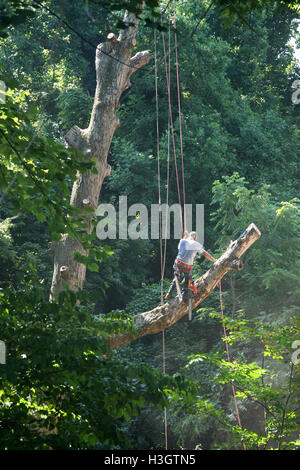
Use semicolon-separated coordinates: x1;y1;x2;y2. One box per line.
107;223;261;350
50;6;150;300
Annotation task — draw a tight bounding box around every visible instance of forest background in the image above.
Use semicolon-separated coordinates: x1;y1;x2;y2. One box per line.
0;0;299;451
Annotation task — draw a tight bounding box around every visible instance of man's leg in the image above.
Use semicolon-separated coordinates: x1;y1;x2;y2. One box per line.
182;271;192;301
165;269;183;300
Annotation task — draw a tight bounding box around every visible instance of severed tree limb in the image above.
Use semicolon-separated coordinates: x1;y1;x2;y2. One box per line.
107;223;261;350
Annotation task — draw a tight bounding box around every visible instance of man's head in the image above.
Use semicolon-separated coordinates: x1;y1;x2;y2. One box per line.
189;231;197;240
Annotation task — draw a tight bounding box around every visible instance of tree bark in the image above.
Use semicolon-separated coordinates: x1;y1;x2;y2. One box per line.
106;223;261;350
50;6;150;300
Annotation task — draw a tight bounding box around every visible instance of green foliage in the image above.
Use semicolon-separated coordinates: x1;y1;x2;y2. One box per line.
187;308;300;449
0;0;35;38
125;283;163;315
177;172;300;449
210;173;300;309
56;88;93;132
0;0;300;451
0;214;52;289
0;76;104;264
0;286;195;449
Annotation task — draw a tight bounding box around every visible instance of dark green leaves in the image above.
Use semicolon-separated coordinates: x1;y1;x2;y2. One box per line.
0;0;35;38
0;285;194;449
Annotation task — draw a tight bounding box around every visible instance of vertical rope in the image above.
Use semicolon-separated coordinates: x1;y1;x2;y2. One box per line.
161;9;171;288
164;6;172;273
160;7;183;234
157;0;188;449
158;0;185;447
154;24;168;451
173;0;186;229
155;28;164;305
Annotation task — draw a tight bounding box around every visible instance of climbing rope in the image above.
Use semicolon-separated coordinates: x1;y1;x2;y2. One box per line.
157;0;246;451
172;0;186;229
156;0;191;449
157;0;188;449
154;19;169;450
160;8;184;234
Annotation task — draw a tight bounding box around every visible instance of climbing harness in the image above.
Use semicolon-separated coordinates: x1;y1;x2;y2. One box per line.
171;261;198;319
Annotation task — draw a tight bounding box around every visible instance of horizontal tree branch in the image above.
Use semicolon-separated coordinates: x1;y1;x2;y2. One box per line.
107;223;261;350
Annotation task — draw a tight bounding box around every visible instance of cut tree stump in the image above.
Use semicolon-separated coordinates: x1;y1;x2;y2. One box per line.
106;223;261;350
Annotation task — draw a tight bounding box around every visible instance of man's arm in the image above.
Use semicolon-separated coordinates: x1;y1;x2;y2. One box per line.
189;240;217;263
202;250;217;263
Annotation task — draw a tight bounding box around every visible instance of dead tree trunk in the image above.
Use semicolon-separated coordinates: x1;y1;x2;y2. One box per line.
50;6;150;300
107;223;261;350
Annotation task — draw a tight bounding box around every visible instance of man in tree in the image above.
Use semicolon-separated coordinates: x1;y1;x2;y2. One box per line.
165;231;216;301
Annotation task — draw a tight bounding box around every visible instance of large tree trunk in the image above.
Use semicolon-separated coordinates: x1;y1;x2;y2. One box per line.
107;223;261;350
50;6;150;300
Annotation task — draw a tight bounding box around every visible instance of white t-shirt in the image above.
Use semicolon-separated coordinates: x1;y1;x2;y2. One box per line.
177;238;204;265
